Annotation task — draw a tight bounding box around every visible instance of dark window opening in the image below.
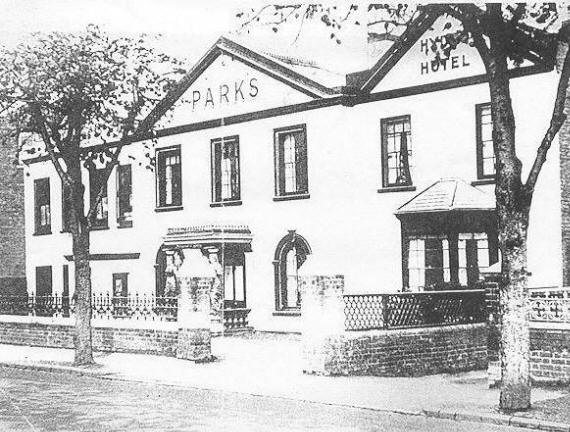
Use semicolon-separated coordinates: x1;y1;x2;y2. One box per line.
211;136;240;203
156;146;182;208
35;266;53;316
476;103;495;179
381;115;412;187
34;178;51;235
116;164;133;227
89;168;108;228
274;124;308;196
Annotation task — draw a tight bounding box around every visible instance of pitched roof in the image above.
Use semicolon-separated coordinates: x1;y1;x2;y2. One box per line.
395;178;495;215
136;36;340;137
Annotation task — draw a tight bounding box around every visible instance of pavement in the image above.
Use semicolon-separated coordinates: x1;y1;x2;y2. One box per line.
0;332;569;431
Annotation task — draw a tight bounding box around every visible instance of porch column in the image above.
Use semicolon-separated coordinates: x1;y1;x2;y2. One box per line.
299;274;346;375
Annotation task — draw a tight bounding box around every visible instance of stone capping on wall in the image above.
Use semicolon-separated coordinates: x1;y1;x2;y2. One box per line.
0;314;180;331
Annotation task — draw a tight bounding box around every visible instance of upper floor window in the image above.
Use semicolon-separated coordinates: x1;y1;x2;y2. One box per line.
116;164;133;227
381;115;412;187
156;146;182;209
476;103;495;179
211;136;240;204
89;168;108;229
34;178;51;235
274;125;308;197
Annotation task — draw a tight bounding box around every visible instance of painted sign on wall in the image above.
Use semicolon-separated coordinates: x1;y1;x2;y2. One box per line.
419;36;471;76
191;78;259;111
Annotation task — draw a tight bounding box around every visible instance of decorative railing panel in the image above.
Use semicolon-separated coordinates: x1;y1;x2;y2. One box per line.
223;308;251;330
344;290;486;331
344;295;385;331
529;287;570;324
0;294;178;322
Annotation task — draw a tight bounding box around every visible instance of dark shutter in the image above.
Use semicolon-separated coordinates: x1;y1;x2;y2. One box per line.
157;151;166;207
172;156;182;205
231;139;240;200
213;140;222;202
277;134;286;195
295;129;308;194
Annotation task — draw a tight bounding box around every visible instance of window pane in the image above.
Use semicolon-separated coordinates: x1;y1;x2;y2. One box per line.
382;116;412;187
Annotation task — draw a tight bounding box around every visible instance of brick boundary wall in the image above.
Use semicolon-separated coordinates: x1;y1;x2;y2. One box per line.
530;327;570;384
304;323;488;377
0;320;181;356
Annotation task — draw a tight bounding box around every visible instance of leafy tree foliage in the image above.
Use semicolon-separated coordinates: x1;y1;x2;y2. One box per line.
0;25;185;364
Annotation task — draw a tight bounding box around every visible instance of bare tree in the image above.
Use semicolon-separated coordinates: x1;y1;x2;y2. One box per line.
238;2;569;411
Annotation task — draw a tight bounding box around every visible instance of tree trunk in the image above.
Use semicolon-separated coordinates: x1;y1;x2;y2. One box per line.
498;209;531;411
72;225;94;365
67;160;94;366
484;22;532;410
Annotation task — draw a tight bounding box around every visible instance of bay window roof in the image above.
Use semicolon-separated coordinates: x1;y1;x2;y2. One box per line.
395;178;495;215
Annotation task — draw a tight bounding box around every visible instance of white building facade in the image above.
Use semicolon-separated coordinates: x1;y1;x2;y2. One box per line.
22;12;566;332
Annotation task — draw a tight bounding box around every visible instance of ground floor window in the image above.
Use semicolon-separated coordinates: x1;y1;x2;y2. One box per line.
273;231;311;310
406;232;497;291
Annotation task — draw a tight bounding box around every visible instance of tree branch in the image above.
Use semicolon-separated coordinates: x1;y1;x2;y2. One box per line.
525;40;570;191
31;104;72;187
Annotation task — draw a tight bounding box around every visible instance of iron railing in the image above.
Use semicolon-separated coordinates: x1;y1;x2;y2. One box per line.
223;308;251;330
0;294;179;321
0;294;252;330
529;287;570;324
344;290;487;331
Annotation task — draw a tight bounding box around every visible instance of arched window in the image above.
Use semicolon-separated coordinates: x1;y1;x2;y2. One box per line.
273;231;311;310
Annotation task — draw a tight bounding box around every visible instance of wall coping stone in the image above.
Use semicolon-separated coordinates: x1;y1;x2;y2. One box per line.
343;323;488;339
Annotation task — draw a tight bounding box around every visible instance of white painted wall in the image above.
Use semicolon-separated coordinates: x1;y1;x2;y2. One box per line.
22;38;563;332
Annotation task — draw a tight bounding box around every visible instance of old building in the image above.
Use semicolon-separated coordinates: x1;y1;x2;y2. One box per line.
21;10;565;332
0;123;26;295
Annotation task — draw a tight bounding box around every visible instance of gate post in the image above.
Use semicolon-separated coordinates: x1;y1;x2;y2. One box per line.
480;268;501;388
300;275;346;375
176;276;213;362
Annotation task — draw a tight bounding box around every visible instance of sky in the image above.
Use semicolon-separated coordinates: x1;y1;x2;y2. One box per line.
0;0;373;72
0;0;242;63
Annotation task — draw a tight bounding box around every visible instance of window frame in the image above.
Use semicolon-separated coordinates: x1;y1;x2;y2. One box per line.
476;103;495;180
380;115;413;188
272;231;311;312
34;178;51;235
211;135;241;205
116;164;133;228
155;145;183;211
273;124;309;199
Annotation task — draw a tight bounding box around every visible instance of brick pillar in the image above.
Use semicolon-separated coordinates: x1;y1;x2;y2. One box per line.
176;277;213;362
300;275;346;375
558;40;570;285
480;269;501;388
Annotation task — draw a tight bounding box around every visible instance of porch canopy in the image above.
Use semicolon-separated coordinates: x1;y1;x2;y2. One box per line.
162;224;253;251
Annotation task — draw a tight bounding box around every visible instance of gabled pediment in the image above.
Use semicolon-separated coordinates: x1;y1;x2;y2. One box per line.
358;9;552;95
143;37;339;130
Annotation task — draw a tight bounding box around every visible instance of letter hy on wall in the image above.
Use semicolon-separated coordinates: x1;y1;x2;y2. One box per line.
372;16;486;93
